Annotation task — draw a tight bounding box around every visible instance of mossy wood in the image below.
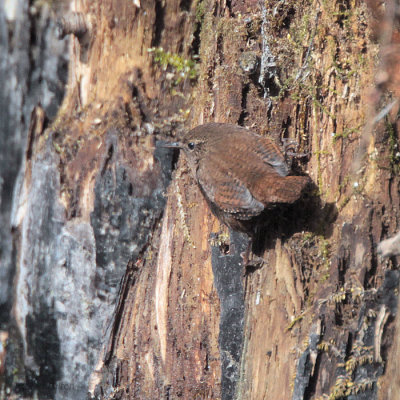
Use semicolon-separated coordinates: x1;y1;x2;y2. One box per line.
8;0;400;399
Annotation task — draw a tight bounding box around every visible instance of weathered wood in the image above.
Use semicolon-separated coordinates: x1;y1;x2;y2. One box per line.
0;0;68;327
3;0;400;399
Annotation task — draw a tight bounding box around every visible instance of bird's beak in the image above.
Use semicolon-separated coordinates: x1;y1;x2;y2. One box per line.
157;140;182;149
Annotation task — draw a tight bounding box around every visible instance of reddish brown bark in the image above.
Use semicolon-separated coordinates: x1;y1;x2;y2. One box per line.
6;0;400;399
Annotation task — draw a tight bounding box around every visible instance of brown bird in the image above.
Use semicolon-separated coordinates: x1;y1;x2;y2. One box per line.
165;123;310;232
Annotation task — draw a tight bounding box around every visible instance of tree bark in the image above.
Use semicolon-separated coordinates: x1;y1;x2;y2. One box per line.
3;0;400;400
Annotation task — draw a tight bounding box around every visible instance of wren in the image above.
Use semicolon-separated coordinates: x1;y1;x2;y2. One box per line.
165;123;310;233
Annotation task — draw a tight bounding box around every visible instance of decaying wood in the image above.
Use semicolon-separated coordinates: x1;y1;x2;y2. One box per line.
4;0;400;399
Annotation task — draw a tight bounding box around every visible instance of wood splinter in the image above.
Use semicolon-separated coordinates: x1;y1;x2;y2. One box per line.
374;305;390;363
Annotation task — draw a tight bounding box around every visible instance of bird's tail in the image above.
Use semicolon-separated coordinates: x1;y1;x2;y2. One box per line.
259;175;310;204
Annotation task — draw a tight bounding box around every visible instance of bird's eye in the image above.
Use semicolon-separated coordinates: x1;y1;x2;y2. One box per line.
188;142;195;150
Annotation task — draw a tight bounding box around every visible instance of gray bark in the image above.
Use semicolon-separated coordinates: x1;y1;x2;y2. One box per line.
0;0;68;321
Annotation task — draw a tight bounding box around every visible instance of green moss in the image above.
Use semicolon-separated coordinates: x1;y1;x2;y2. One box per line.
319;238;330;261
337;175;350;192
312;96;336;120
337;195;350;211
194;0;206;23
313;131;324;196
332;125;362;143
148;47;199;84
53;141;62;154
285;313;305;331
386;117;400;175
317;343;376;400
332;60;358;81
287;7;312;54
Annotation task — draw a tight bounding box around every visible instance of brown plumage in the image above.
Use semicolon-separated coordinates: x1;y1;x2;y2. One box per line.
167;123;310;231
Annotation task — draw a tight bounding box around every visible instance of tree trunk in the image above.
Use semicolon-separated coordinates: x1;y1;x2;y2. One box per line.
3;0;400;399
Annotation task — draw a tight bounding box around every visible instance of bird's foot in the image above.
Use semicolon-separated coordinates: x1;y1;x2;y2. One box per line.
282;138;309;159
240;250;266;273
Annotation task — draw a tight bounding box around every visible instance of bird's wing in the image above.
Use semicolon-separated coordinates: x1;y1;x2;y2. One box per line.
196;157;264;219
214;124;289;177
253;135;289;177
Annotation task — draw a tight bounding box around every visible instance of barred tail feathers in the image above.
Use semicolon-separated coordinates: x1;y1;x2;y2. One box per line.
255;175;310;204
